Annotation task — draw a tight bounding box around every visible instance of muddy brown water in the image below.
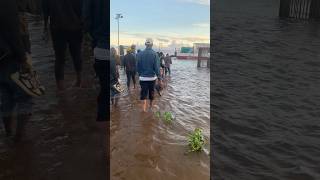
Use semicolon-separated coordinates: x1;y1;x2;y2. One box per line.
0;16;107;180
213;0;320;179
110;59;210;180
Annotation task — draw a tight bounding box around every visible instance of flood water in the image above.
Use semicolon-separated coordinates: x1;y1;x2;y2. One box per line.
110;59;210;180
213;0;320;179
0;15;106;180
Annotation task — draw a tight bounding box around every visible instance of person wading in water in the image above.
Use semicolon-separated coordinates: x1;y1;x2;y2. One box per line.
0;0;33;142
42;0;83;91
123;48;137;89
136;38;160;112
164;53;172;76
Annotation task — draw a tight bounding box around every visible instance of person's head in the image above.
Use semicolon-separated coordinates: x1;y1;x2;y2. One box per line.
127;47;131;54
166;53;169;56
145;38;153;48
111;47;117;57
131;44;136;51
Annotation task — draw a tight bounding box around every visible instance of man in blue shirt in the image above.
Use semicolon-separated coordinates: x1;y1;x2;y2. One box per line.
136;38;160;112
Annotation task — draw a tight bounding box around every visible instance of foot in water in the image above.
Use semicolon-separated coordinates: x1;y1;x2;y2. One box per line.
73;79;82;88
56;80;65;91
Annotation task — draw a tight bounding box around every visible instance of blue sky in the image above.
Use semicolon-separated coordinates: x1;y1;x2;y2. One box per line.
110;0;210;51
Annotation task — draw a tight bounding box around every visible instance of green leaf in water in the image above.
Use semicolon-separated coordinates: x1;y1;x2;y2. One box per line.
155;111;161;118
163;111;173;123
188;128;205;152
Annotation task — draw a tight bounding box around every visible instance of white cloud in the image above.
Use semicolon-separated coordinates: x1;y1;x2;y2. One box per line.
193;23;210;28
111;31;209;47
178;0;210;6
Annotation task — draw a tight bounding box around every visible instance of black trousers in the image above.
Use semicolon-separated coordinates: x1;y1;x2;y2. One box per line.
94;60;109;121
126;70;136;87
51;28;83;81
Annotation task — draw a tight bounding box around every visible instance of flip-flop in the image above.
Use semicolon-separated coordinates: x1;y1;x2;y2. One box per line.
11;70;45;97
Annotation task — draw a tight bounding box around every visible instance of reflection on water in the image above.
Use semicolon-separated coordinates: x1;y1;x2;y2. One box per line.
111;59;210;180
213;0;320;179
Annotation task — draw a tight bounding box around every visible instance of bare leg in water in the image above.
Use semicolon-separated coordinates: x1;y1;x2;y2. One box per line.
142;100;147;112
149;100;153;111
112;96;119;107
56;80;65;91
2;115;12;137
74;72;82;87
3;114;31;142
14;114;31;142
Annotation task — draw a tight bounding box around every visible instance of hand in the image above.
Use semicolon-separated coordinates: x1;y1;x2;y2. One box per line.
42;28;49;42
21;61;32;74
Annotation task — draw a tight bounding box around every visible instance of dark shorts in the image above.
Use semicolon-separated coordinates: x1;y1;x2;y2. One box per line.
139;80;155;100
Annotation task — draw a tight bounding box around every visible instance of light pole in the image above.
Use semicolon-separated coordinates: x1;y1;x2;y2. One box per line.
115;13;123;55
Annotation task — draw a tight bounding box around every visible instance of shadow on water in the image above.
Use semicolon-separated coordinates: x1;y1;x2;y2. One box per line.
111;59;210;180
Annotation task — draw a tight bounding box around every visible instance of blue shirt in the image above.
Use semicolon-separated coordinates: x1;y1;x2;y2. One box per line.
137;47;160;78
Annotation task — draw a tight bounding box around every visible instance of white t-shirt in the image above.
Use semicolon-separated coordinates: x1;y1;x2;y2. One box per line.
139;76;157;81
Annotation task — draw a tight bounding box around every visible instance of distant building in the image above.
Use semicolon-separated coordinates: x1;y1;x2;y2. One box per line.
193;43;210;55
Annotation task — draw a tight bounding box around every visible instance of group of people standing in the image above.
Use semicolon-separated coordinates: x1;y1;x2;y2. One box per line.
110;38;173;112
0;0;108;143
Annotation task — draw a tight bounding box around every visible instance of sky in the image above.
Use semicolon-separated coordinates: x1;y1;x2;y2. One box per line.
110;0;210;53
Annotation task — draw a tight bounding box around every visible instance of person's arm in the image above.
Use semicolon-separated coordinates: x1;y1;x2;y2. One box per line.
123;56;127;71
0;0;26;63
42;0;49;31
136;54;141;76
82;0;92;34
154;54;160;78
134;55;137;71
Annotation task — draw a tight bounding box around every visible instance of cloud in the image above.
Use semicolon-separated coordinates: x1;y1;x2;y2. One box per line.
178;0;210;6
193;23;210;28
110;31;209;48
157;38;170;43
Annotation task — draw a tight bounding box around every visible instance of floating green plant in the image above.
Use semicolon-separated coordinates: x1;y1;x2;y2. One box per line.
155;111;161;118
163;112;173;123
188;128;205;152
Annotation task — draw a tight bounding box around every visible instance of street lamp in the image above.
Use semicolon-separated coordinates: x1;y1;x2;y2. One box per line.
115;13;123;55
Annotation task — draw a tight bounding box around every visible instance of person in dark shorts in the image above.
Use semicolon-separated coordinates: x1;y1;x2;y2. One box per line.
83;0;108;121
0;0;33;142
136;38;160;112
123;48;137;89
42;0;83;91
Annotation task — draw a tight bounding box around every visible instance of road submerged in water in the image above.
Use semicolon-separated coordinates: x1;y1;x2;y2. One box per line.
0;15;107;180
213;0;320;179
111;59;210;180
